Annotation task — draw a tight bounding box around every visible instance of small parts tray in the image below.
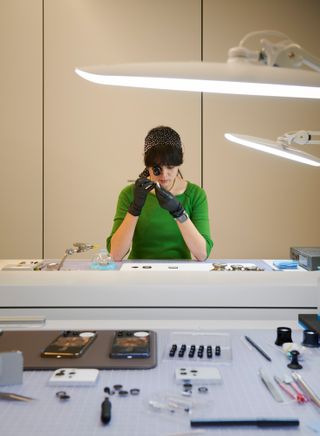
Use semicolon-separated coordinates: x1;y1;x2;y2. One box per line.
163;331;232;363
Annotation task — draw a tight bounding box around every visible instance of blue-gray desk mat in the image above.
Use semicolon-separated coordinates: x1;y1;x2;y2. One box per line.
1;329;320;436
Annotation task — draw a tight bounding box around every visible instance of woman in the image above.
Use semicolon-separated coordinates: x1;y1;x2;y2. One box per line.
107;126;213;260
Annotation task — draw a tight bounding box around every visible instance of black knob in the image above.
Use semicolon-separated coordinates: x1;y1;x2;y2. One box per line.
287;350;302;370
275;327;293;346
302;329;319;348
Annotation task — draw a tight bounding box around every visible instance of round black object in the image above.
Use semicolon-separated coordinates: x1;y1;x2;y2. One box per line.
152;165;161;176
56;391;70;400
302;329;319;348
198;386;208;393
130;388;140;396
113;384;123;391
275;326;293;346
287;350;302;370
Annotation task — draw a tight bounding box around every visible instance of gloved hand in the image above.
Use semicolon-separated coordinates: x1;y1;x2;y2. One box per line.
155;184;185;218
128;177;155;216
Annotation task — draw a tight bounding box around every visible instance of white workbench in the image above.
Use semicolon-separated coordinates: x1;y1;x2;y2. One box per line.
0;259;319;321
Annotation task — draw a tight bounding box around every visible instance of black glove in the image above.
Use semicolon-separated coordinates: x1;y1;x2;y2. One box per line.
128;177;155;216
155;184;184;218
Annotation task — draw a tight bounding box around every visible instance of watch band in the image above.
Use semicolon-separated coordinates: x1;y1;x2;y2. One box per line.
175;211;189;223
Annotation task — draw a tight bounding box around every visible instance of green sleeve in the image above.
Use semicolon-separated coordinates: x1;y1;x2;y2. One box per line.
187;186;213;258
106;185;133;252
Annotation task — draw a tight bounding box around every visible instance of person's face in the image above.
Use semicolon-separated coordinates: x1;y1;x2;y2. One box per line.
148;165;179;190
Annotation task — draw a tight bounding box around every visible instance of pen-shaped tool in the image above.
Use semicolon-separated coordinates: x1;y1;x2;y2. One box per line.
292;372;320;408
101;397;112;424
244;336;272;361
190;418;299;428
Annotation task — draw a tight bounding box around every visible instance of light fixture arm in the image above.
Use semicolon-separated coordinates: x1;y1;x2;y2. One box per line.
225;131;320;167
278;130;320;146
228;30;320;73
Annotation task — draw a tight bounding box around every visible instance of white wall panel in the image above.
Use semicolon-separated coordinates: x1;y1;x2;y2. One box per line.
0;0;42;258
44;0;201;257
203;0;320;258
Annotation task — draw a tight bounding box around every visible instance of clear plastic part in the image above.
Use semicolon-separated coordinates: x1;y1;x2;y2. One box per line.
90;248;116;270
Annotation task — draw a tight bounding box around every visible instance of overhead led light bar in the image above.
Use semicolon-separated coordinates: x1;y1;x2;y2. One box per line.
225;132;320;167
75;31;320;99
75;62;320;99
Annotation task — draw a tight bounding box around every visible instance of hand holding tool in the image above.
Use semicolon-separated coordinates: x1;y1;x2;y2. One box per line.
155;184;184;218
128;177;155;216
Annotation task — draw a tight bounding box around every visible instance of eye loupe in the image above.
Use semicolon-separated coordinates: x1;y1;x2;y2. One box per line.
152;165;161;176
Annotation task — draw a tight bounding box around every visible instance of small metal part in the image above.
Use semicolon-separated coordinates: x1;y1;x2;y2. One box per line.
118;390;129;397
230;264;245;271
198;386;208;393
104;387;110;394
211;263;227;271
56;391;70;400
215;345;221;356
245;265;258;271
183;383;193;390
129;388;140;396
113;384;123;391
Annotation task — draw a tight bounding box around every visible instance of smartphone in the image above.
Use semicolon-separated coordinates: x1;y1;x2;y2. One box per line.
41;331;97;358
110;330;151;359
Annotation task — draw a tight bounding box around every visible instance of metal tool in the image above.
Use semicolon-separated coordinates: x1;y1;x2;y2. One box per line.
292;372;320;408
259;369;283;402
0;392;34;402
57;242;96;270
283;375;308;403
274;376;305;404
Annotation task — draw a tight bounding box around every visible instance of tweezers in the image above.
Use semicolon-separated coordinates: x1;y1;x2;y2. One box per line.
259;369;283;402
0;392;34;402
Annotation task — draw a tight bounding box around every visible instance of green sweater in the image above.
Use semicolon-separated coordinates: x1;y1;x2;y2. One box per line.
106;181;213;259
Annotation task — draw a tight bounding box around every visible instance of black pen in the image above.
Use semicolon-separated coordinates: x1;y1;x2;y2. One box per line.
191;418;299;428
101;397;112;425
244;335;272;361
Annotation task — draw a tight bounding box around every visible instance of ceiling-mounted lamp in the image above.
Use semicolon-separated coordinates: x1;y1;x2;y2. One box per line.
224;131;320;167
75;30;320;99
